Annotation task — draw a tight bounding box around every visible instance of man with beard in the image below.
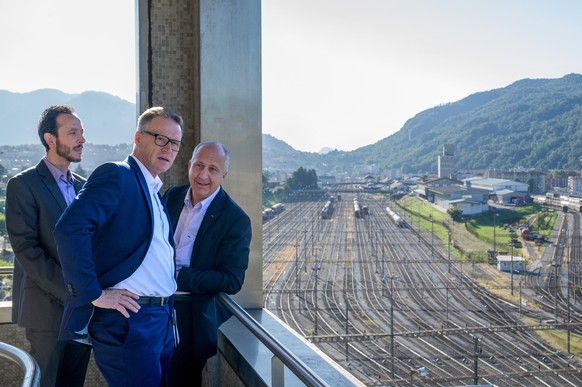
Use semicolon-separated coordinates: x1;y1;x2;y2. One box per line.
5;105;91;387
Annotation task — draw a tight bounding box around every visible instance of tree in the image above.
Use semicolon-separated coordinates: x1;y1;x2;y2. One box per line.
0;212;5;237
262;170;270;186
527;178;536;194
262;170;275;208
447;208;463;221
285;167;318;190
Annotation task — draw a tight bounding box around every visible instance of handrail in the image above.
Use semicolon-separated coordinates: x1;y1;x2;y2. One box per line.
0;266;13;302
216;292;329;387
0;266;39;386
0;267;13;275
0;266;327;386
0;342;40;387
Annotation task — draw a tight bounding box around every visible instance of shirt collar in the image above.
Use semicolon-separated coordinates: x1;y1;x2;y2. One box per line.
184;186;220;211
42;157;73;184
131;155;163;193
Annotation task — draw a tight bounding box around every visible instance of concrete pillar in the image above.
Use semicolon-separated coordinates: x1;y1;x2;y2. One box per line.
136;0;263;307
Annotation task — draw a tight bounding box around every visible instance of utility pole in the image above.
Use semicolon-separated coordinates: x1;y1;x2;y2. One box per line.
519;281;522;316
554;260;560;321
473;336;480;385
493;211;498;258
313;266;320;336
390;277;395;380
430;214;434;257
382;274;400;380
510;243;514;296
448;231;452;273
295;231;299;296
568;282;571;353
446;286;449;329
345;258;349;362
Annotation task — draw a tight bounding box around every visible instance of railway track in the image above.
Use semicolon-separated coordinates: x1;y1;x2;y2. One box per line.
263;193;582;385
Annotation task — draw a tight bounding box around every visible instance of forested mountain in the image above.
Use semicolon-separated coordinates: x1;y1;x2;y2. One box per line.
265;74;582;175
353;73;582;173
2;73;581;177
262;134;327;172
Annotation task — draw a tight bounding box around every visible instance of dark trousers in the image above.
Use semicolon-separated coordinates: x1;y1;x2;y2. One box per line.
90;304;175;387
26;327;91;387
166;300;205;387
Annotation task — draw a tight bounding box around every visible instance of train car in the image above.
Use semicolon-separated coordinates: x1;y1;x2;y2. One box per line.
536;194;564;209
271;203;285;214
567;202;582;212
362;206;369;216
262;208;274;221
321;200;334;219
353;199;362;218
386;206;404;227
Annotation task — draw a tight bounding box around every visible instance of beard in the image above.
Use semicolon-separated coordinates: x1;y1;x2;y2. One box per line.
56;139;82;163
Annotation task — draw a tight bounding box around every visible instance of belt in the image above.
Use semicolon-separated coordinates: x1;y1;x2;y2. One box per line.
174;293;192;303
136;296;171;306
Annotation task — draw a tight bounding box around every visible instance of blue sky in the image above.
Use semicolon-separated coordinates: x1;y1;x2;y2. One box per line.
2;1;582;152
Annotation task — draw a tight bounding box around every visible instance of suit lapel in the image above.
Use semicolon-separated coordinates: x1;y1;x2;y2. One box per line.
190;188;225;266
169;185;190;230
127;156;154;217
36;161;68;212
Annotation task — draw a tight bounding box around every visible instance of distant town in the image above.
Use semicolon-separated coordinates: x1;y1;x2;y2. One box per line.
0;143;133;179
2;141;582;216
265;143;582;217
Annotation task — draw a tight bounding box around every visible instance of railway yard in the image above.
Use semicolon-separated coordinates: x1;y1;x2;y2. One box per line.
263;192;582;386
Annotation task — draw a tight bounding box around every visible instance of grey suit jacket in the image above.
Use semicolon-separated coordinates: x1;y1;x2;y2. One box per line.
5;159;85;330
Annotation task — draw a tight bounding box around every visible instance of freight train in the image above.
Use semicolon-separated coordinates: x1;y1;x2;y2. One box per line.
262;203;286;221
386;206;404;227
533;194;582;212
354;198;362;218
321;200;334;219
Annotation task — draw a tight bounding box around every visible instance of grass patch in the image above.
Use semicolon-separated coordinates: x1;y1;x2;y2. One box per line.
521;316;582;357
397;197;558;263
465;204;557;254
396;196;479;262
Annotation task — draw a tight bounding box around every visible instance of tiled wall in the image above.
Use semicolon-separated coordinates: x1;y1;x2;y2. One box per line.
145;0;200;188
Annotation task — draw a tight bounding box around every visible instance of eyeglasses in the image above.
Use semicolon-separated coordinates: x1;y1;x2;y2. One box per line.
141;130;183;152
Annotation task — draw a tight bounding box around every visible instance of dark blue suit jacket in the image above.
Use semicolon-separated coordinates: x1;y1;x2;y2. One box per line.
54;156;173;341
164;185;251;362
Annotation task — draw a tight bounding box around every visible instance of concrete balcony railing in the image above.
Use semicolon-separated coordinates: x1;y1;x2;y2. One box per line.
0;267;361;386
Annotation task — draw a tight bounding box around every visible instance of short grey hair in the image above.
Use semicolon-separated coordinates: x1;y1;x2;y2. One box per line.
136;106;183;133
191;140;230;172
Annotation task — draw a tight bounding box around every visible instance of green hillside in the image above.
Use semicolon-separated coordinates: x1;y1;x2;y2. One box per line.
264;74;582;175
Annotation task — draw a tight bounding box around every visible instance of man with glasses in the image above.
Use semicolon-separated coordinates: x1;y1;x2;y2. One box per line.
54;106;183;386
5;105;91;387
163;141;251;386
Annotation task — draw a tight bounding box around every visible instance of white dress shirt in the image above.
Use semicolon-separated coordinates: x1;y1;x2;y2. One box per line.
111;156;177;297
173;186;220;271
